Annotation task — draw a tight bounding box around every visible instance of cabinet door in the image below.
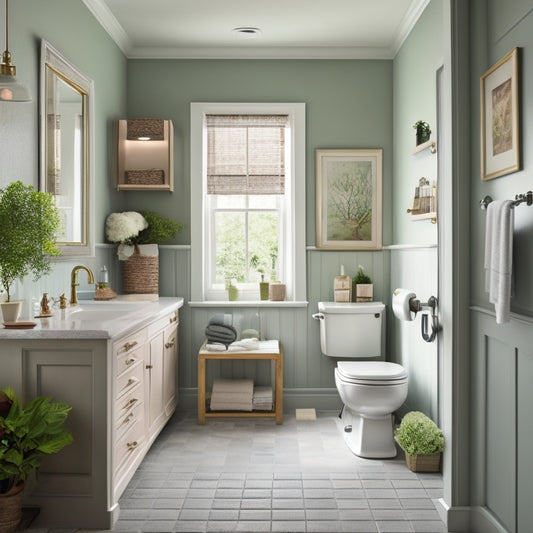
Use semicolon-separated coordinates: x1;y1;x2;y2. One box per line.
146;331;164;434
163;322;178;415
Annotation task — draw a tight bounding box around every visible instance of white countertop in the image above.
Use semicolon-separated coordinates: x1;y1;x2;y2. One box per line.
0;296;184;340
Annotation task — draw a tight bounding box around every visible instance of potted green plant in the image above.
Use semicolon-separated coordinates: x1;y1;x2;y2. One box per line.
413;120;432;145
0;181;61;322
352;265;373;302
105;210;184;294
395;411;444;472
0;387;73;532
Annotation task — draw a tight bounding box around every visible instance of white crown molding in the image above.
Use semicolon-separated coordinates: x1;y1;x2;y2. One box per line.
127;45;396;60
82;0;132;56
83;0;428;60
391;0;431;56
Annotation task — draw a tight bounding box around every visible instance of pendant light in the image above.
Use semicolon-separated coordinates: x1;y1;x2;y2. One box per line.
0;0;31;102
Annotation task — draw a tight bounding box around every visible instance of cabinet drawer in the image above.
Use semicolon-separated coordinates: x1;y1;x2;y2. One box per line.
147;310;179;338
116;361;143;400
116;347;144;377
115;397;144;443
113;329;147;358
114;416;145;474
115;386;144;425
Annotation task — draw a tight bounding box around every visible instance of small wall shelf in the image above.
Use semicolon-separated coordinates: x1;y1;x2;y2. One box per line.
411;139;437;155
116;119;174;191
407;178;437;223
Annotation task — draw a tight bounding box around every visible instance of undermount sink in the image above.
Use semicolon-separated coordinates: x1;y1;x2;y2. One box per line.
69;302;144;322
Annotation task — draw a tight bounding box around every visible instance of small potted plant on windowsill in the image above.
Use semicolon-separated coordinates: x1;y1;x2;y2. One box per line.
352;265;373;302
395;411;444;472
413;120;432;146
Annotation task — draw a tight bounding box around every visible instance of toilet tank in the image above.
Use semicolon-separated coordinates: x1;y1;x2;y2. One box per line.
316;302;385;358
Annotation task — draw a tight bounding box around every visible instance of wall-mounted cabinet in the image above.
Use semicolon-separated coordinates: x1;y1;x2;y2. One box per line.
116;119;174;191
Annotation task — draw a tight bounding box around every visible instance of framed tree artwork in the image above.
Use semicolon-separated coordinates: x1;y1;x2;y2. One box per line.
316;148;382;250
480;47;520;180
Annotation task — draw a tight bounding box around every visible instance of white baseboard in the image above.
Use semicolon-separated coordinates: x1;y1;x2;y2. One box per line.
439;502;509;533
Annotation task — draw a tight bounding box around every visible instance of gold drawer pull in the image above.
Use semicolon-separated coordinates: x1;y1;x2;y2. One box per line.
125;357;136;366
123;341;138;352
126;377;138;387
169;314;178;323
123;398;138;409
124;413;134;424
146;364;153;369
127;441;138;450
165;338;175;349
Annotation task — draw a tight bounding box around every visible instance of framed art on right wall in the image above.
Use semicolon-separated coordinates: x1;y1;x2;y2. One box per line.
480;47;520;181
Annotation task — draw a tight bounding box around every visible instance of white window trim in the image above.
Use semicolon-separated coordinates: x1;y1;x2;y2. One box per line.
190;102;306;303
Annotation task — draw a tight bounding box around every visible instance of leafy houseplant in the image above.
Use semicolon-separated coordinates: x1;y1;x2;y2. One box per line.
395;411;444;472
0;181;60;321
0;388;73;531
413;120;432;145
352;265;373;302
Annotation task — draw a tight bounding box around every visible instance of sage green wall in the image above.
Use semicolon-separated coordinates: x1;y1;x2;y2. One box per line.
467;2;533;531
0;0;127;243
124;59;393;247
390;0;443;422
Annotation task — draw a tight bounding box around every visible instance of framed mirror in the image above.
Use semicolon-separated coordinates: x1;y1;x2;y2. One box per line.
40;40;94;257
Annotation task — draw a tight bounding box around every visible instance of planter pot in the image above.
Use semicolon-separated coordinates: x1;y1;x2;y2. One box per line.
404;450;441;472
0;483;24;533
269;283;286;301
355;284;373;302
122;244;159;295
0;301;22;323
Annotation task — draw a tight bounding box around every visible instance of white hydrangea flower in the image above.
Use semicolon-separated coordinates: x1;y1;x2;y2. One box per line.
105;212;148;244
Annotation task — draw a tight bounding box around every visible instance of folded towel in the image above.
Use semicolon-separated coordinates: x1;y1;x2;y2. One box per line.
205;338;260;352
210;378;253;411
252;386;273;411
484;200;514;324
212;378;254;393
253;386;273;399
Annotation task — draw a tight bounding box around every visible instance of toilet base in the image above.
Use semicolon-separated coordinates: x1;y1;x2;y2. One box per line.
340;405;398;458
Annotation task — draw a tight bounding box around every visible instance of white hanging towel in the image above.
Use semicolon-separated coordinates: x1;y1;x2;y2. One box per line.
484;200;514;324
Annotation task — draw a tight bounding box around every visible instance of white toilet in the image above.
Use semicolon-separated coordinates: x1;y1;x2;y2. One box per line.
315;301;408;458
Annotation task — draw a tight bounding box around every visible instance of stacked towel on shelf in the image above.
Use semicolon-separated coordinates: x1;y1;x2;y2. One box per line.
484;199;514;324
210;378;254;411
205;314;238;347
253;386;273;411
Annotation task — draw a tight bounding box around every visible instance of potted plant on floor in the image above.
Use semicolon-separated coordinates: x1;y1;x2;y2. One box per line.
0;387;73;532
0;181;60;322
395;411;444;472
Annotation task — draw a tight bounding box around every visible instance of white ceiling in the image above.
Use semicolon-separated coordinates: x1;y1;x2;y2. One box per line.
82;0;429;59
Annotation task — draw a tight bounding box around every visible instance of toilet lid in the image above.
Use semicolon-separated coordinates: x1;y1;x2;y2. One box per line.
337;361;408;382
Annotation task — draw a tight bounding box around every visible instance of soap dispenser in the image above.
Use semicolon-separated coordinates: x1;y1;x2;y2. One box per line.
94;265;117;301
334;265;352;302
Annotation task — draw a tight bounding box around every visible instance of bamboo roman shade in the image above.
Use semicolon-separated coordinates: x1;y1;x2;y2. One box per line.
206;114;288;195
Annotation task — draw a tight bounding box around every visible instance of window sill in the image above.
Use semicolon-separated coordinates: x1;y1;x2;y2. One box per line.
188;300;309;308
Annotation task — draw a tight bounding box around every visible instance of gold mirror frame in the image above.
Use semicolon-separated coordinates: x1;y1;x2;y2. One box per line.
40;40;94;258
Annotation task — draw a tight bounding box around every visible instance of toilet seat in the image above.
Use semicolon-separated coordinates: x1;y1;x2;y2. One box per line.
336;361;408;385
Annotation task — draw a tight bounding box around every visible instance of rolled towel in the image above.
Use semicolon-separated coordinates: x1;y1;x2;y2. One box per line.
205;323;238;346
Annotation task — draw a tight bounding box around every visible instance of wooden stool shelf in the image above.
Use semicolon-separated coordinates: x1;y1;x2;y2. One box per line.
198;340;283;424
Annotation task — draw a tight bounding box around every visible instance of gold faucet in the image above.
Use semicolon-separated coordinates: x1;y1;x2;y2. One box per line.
70;265;95;306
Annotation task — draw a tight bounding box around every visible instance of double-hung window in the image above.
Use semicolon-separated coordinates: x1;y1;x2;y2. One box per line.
191;103;306;302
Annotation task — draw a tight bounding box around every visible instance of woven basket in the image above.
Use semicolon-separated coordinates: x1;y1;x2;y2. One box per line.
125;169;165;185
123;246;159;294
404;451;441;472
0;483;24;533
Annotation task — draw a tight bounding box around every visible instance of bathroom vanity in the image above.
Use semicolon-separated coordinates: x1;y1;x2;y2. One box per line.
0;296;183;529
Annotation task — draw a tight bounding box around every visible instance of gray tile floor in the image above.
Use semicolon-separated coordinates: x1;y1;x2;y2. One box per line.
27;410;447;533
